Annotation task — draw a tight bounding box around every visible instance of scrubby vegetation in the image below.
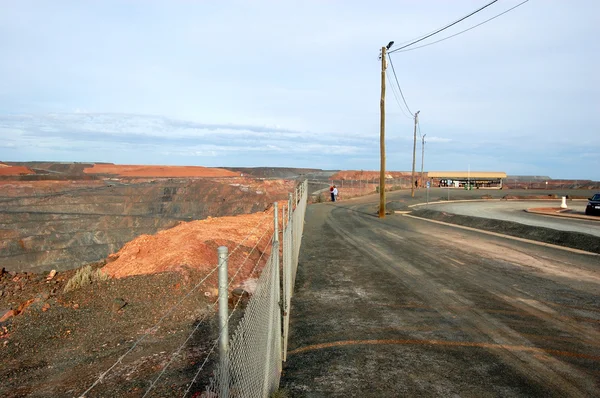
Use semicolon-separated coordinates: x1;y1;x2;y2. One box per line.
64;265;109;292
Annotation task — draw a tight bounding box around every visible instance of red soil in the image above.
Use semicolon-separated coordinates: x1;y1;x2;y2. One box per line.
0;165;35;176
102;209;282;281
83;164;239;178
527;207;566;213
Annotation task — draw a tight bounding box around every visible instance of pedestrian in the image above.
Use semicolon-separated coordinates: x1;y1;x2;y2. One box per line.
330;185;335;202
333;185;338;202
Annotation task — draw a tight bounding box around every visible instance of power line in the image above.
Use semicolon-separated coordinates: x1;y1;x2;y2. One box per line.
388;0;500;54
386;70;412;119
395;0;530;53
387;54;413;115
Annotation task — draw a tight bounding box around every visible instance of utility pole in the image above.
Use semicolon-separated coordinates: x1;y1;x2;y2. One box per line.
420;133;426;190
411;110;420;198
379;42;393;218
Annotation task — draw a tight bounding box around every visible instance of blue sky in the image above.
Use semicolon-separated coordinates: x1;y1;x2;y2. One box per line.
0;1;598;179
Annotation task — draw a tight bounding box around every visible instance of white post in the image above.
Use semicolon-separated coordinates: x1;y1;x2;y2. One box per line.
218;246;229;398
561;196;568;209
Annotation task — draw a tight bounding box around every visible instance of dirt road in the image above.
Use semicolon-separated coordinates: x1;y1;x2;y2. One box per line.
280;194;600;397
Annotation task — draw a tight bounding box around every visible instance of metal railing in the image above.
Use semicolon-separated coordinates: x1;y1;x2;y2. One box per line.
205;180;308;397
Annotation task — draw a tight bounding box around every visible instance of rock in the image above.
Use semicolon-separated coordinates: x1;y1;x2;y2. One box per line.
46;270;57;281
42;303;51;312
73;303;79;309
37;291;50;301
112;298;127;312
231;288;249;298
0;309;15;323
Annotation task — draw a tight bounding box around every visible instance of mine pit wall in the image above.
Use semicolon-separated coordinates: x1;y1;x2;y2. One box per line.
0;179;283;273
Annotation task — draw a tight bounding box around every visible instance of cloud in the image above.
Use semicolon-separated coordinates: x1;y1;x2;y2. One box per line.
0;112;368;163
425;137;452;143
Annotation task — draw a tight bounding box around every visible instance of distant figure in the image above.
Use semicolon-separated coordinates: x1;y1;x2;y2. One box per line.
333;185;338;202
330;185;335;202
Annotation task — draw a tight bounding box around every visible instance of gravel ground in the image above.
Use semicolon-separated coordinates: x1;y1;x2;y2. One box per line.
0;265;227;398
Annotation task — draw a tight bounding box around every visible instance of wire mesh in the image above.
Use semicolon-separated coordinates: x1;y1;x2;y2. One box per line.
203;180;307;397
205;252;281;397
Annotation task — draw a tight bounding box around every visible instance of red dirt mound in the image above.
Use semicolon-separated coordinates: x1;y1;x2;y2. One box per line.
0;164;35;176
83;164;239;177
103;210;278;280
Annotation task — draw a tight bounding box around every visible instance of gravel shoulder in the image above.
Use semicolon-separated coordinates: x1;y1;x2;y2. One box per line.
419;200;599;237
410;208;600;254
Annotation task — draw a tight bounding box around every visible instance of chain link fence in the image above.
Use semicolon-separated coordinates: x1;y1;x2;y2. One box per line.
205;180;308;397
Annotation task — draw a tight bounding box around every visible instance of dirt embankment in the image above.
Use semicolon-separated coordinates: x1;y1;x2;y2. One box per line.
0;164;35;176
103;210;277;279
411;208;600;254
83;164;239;178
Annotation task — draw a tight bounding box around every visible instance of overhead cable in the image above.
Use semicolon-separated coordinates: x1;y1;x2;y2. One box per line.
386;70;413;119
395;0;530;53
387;54;414;116
388;0;500;53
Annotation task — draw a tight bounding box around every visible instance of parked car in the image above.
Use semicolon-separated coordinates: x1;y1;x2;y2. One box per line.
585;193;600;215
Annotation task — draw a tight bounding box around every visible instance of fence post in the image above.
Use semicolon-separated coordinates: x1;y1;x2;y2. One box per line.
273;202;282;373
282;202;286;231
217;246;229;398
263;203;280;396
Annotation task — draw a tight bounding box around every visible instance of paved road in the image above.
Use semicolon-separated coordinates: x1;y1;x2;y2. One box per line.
423;200;600;238
281;195;600;397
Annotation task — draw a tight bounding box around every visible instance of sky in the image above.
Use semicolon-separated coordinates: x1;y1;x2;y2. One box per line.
0;0;598;179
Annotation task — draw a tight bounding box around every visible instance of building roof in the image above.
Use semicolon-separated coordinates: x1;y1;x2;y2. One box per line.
427;171;507;179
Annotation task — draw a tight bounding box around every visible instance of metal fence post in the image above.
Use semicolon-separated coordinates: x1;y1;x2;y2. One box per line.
217;246;229;398
273;202;282;374
288;193;293;223
263;203;279;396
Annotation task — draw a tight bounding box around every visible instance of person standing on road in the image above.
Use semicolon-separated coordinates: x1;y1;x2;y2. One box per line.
330;185;335;202
333;185;338;202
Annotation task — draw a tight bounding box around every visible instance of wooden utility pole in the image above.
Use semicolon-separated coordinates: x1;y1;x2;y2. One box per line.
379;46;387;218
420;133;426;189
411;110;420;197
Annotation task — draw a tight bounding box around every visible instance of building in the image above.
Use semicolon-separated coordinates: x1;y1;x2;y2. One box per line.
427;171;507;189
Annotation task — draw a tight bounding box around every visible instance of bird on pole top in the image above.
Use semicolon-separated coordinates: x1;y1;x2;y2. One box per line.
386;41;394;50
